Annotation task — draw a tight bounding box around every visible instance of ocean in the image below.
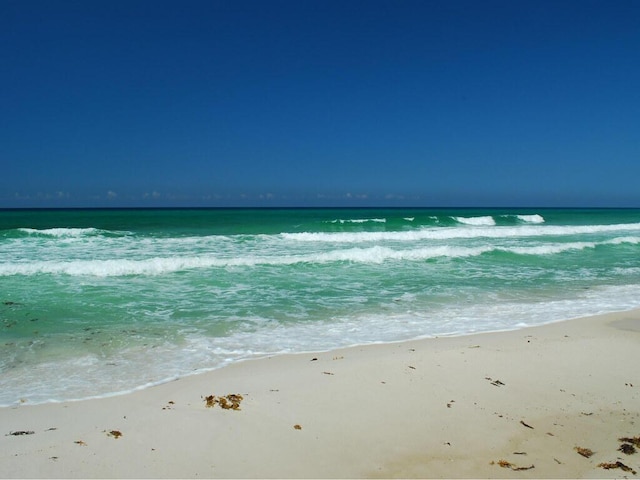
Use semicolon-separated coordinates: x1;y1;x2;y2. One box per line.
1;207;640;406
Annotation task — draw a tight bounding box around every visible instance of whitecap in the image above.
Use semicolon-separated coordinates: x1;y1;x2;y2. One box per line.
452;216;496;226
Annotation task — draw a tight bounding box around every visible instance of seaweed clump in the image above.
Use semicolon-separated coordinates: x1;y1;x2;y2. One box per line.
619;436;640;448
491;460;534;471
574;446;594;458
598;461;637;475
204;393;243;410
619;443;637;455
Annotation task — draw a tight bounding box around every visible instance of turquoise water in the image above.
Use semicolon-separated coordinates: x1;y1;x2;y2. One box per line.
1;208;640;405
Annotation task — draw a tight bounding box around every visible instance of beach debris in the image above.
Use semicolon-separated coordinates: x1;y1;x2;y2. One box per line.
333;356;343;360
513;452;527;455
598;461;637;475
322;371;334;375
293;424;302;430
491;460;534;471
45;427;57;431
311;357;318;361
408;365;416;370
162;400;175;410
7;430;35;436
619;443;636;455
447;400;455;408
74;440;87;446
203;394;243;410
619;436;640;448
106;430;123;439
520;420;534;429
574;446;594;458
485;377;505;387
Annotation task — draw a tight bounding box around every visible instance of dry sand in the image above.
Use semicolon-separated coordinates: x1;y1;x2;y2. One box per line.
1;309;639;478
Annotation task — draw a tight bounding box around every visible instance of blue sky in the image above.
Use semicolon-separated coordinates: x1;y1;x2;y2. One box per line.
1;0;639;208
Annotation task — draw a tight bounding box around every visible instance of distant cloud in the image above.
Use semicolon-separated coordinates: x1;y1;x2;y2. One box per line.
143;191;161;199
107;190;118;199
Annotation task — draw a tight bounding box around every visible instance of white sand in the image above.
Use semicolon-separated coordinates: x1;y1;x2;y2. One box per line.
2;309;639;478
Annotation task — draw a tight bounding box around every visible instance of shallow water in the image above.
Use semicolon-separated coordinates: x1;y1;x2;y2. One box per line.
1;207;639;405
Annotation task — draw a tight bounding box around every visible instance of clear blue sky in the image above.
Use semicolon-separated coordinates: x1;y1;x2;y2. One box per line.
1;0;639;208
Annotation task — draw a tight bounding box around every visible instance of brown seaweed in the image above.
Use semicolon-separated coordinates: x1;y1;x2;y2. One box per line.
491;460;534;471
574;446;594;458
598;461;637;475
293;424;302;430
204;393;243;410
619;436;640;448
107;430;122;439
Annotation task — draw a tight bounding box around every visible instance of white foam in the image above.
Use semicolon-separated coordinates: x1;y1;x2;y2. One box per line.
516;214;545;224
606;236;640;245
18;227;102;237
4;239;619;277
0;246;493;276
331;218;387;224
281;222;640;243
505;242;596;256
453;216;496;226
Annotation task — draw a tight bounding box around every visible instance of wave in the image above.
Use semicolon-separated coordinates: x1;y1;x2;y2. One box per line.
453;214;544;226
15;227;130;238
453;216;496;226
327;218;387;224
281;222;640;243
515;214;545;224
18;227;103;237
2;237;638;277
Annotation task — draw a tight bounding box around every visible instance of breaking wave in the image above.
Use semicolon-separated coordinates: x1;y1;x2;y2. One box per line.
2;237;637;277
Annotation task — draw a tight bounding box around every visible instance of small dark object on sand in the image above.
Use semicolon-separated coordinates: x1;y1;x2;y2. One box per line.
7;430;35;436
574;446;594;458
491;460;534;471
619;436;640;447
598;461;637;475
619;443;637;455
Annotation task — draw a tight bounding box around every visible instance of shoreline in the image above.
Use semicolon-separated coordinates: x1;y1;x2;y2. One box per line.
2;309;639;478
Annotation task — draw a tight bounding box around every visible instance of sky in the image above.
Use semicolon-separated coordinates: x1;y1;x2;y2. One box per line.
1;0;639;208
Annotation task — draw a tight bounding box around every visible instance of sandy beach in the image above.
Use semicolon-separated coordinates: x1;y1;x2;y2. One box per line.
1;309;639;479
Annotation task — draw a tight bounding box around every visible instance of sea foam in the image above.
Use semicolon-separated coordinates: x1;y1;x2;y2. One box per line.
453;216;496;226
